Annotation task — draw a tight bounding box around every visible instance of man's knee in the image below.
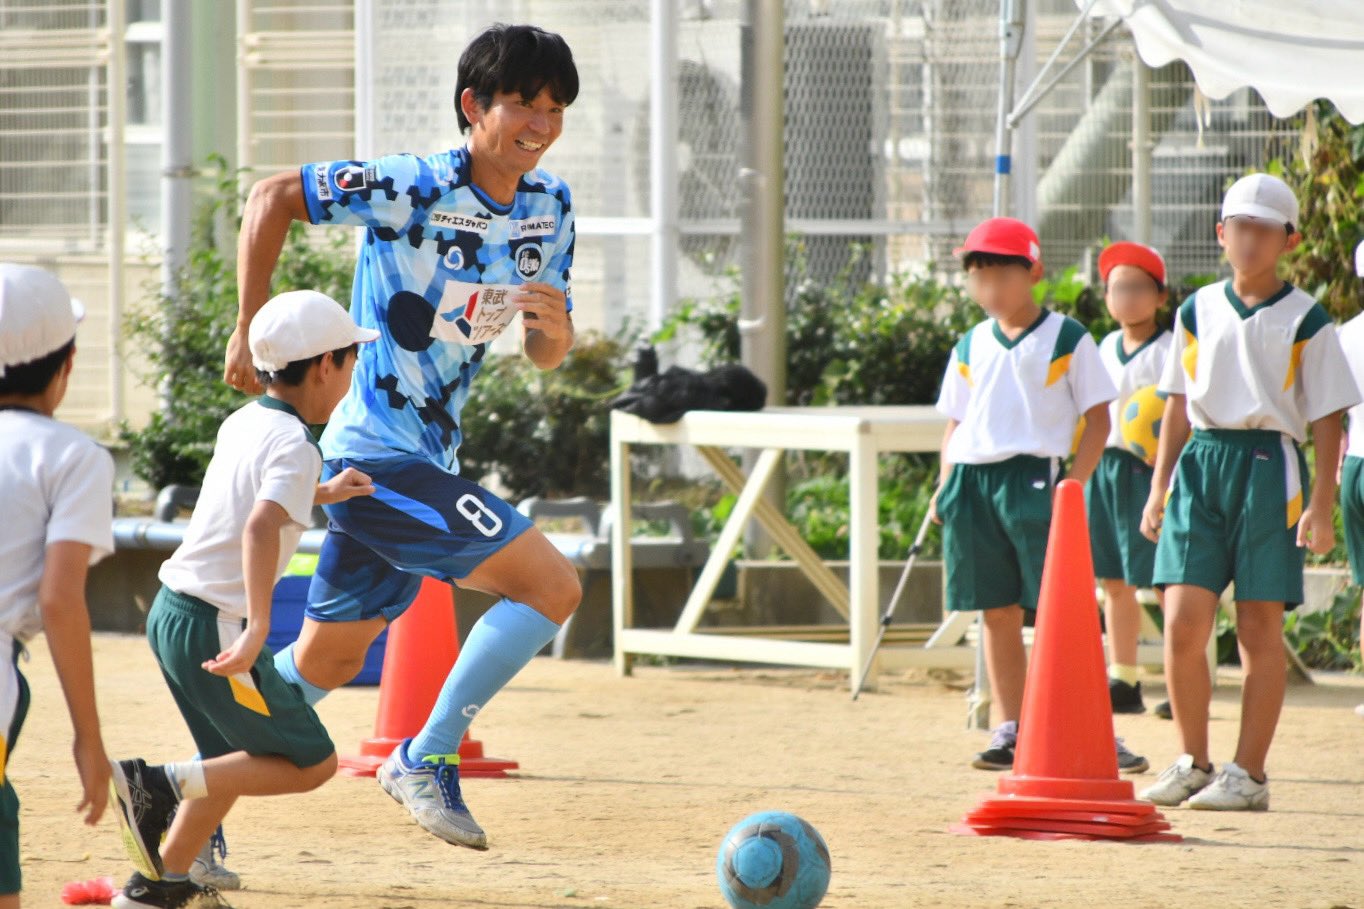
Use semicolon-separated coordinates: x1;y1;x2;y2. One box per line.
537;565;581;624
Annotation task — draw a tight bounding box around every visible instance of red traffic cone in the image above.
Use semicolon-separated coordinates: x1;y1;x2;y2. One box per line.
337;577;519;778
953;479;1179;842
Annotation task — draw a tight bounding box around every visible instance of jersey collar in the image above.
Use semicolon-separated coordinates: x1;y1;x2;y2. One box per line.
991;307;1050;350
1223;280;1294;320
256;395;322;454
1115;327;1167;366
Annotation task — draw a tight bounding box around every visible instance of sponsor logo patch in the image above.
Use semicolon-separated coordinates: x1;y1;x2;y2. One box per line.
429;211;491;235
432;281;521;346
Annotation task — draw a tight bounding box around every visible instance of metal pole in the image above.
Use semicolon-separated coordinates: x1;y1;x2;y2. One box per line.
991;0;1025;217
738;0;785;404
1132;48;1152;244
354;0;374;159
649;0;680;331
161;0;192;313
738;0;786;559
107;0;127;427
235;0;251;179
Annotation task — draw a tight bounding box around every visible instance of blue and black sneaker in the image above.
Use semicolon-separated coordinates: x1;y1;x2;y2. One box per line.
109;758;179;880
378;738;488;849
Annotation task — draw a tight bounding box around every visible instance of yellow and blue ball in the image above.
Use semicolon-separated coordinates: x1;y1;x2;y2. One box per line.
1119;384;1168;465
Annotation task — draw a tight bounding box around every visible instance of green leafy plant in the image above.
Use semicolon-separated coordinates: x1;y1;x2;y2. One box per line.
457;333;633;501
1268;102;1364;319
1283;587;1362;672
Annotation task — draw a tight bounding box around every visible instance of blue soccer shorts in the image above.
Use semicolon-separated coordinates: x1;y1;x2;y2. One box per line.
307;454;533;623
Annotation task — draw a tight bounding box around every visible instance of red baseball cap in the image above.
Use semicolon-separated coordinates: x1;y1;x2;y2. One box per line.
954;217;1042;266
1098;241;1167;287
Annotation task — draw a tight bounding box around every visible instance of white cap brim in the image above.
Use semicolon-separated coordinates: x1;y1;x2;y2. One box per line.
354;326;380;344
1221;203;1293;227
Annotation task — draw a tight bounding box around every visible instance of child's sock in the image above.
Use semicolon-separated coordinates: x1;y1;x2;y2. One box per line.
274;644;330;706
408;599;559;761
161;872;190;884
164;760;207;800
1108;663;1139;685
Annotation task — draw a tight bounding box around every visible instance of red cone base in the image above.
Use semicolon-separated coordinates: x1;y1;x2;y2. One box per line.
337;730;518;778
953;480;1179;843
337;578;519;779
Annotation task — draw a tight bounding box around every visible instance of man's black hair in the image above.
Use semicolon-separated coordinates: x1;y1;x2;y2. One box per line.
255;345;355;389
0;339;73;397
454;23;579;132
963;251;1034;272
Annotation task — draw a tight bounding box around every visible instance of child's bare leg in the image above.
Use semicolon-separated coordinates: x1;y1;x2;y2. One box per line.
1164;584;1219;766
1102;578;1142;670
982;605;1026;724
159;752;337;875
0;891;18;908
1231;601;1287;779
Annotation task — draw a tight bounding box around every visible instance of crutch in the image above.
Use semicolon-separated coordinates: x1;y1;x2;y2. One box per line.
851;509;935;700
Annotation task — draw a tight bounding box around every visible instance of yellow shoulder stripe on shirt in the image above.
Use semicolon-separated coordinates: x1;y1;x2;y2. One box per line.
1045;318;1088;388
1283;303;1332;391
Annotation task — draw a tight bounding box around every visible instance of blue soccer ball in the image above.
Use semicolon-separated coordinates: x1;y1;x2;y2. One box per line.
716;811;831;909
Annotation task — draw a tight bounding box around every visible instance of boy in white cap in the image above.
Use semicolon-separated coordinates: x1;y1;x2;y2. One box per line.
0;264;114;909
1140;174;1360;811
107;290;378;909
1087;241;1172;722
1337;238;1364;720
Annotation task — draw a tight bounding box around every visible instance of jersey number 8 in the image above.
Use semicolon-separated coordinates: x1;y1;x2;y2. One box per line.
456;493;504;538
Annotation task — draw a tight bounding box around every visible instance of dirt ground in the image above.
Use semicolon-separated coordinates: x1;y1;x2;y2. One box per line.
12;633;1364;908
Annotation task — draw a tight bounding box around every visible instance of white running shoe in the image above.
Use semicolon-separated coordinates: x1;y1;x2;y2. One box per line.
1186;761;1269;811
189;827;241;891
378;739;488;849
1139;754;1213;806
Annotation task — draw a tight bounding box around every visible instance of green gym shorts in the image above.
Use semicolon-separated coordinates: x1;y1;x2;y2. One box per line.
939;455;1056;612
148;586;334;768
0;639;30;895
1086;447;1158;588
1153;429;1306;607
1341;455;1364;586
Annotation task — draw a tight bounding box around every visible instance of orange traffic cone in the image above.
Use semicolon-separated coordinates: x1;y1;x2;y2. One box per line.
953;479;1179;842
337;577;519;778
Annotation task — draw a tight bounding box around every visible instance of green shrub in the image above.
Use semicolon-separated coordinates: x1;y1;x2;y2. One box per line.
457;333;632;501
1284;587;1362;672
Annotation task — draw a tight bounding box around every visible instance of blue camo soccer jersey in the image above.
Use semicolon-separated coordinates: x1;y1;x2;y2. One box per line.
299;146;575;471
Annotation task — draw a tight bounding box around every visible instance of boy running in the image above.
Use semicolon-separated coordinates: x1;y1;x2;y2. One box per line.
1140;174;1360;811
108;291;377;908
0;264;114;909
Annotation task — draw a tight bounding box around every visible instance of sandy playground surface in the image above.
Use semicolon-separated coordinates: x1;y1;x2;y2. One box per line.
12;633;1364;908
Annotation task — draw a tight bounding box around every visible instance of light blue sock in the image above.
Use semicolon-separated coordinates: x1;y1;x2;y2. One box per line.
274;644;330;707
408;599;559;761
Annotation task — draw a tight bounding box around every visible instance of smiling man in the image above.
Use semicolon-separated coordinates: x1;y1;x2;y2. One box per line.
222;24;582;851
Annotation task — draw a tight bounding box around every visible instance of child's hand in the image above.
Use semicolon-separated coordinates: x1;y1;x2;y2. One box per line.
1140;494;1164;543
1296;503;1335;554
72;734;110;826
317;467;375;505
203;625;267;678
928;487;943;525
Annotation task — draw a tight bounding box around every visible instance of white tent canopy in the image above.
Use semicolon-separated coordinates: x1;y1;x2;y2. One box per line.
1083;0;1364;124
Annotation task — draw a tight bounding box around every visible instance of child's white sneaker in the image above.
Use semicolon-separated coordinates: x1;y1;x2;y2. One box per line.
1186;761;1269;811
1138;754;1213;806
